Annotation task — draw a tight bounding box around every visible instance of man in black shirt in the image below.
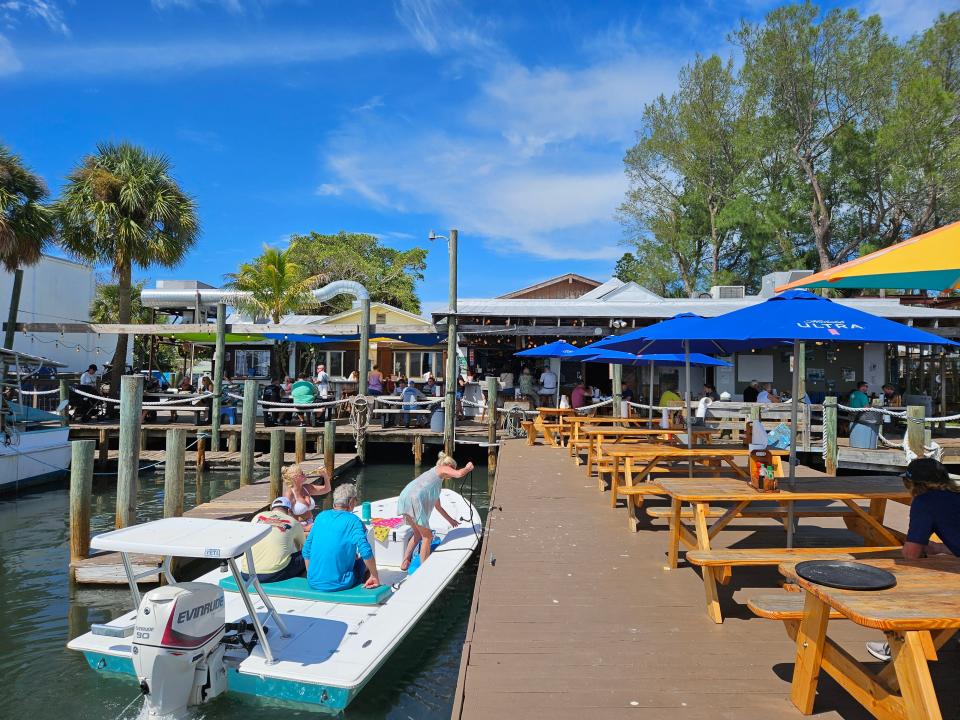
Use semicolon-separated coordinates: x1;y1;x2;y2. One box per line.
742;380;760;403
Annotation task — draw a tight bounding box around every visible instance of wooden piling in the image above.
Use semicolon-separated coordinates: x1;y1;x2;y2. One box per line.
59;379;69;427
295;426;306;463
210;301;226;450
163;428;186;518
115;375;143;529
324;420;336;480
69;439;95;572
486;376;498;472
239;379;258;486
412;435;423;466
227;432;238;453
269;427;284;500
823;396;838;476
98;427;109;465
195;434;207;472
906;405;925;459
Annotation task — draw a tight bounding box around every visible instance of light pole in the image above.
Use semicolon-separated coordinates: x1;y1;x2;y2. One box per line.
430;229;458;456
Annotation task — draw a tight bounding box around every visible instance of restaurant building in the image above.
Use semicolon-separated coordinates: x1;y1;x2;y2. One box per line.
437;271;960;411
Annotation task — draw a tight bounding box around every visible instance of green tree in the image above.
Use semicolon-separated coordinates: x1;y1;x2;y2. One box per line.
735;2;897;270
287;231;427;313
0;144;55;354
89;280;178;371
224;244;323;377
619;54;754;294
57;142;199;394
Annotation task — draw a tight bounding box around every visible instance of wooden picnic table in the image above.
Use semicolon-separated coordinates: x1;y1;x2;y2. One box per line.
657;476;909;571
779;556;960;720
583;425;713;477
564;415;660;456
532;407;574;448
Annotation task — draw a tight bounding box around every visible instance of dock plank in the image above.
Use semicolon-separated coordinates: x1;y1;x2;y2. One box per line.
453;440;959;720
70;453;358;584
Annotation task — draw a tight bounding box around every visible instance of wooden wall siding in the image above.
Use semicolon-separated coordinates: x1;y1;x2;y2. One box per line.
509;279;599;300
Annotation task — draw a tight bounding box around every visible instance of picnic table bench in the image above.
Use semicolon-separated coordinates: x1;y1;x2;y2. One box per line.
657;476;912;624
530;407;573;448
759;557;960;720
585;426;717;479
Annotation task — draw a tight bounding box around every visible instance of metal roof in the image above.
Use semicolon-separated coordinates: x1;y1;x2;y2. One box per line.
445;296;960;321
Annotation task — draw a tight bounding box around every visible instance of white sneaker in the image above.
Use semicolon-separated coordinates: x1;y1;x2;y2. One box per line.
866;641;891;662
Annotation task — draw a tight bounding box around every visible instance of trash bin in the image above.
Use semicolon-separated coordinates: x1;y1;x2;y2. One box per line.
849;410;881;449
430;406;445;433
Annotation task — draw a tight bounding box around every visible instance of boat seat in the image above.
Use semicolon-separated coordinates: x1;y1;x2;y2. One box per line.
219;576;392;605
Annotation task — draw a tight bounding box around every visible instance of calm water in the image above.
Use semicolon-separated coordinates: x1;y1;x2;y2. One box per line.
0;460;489;720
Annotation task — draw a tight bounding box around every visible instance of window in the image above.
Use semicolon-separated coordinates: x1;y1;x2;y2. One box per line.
234;349;271;378
375;312;388;324
394;351;442;379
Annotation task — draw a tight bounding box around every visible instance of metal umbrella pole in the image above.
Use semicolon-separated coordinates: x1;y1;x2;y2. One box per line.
786;338;800;547
648;360;655;424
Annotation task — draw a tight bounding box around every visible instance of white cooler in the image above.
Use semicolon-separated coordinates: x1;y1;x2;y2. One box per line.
368;523;413;568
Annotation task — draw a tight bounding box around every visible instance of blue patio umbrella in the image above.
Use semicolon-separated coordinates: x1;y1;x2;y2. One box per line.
585;350;733;423
706;290;958;544
514;340;592;358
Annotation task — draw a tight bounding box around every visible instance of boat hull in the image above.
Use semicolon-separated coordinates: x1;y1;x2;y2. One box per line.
69;489;481;712
0;426;71;494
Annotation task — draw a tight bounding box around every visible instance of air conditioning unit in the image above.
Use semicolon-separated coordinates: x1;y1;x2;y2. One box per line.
709;285;745;300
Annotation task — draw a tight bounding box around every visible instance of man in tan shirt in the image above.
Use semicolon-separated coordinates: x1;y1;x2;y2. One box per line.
240;497;306;583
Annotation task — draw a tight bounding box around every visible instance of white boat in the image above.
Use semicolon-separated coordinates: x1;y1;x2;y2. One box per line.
68;489;481;715
0;348;70;493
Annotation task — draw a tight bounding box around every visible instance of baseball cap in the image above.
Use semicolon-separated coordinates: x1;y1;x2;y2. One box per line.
271;496;292;510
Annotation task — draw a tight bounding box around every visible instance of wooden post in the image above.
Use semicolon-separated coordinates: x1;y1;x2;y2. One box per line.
486;376;498;472
324;420;336;481
163;428;186;518
227;432;238;453
59;379;69;427
611;363;623;419
906;405;925;459
295;426;306;463
412;435;423;466
195;434;206;472
98;427;109;465
443;229;459;456
359;297;370;395
823;396;838;476
210;301;226;450
239;379;257;486
115;375;143;529
269;428;284;500
69;439;95;570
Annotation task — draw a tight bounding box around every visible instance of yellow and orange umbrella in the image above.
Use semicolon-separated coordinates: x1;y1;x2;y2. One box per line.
777;221;960;292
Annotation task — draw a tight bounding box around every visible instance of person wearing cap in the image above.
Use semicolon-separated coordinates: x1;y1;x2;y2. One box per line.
239;496;306;584
866;458;960;662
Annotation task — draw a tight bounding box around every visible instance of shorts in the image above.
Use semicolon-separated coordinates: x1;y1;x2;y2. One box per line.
242;551;305;584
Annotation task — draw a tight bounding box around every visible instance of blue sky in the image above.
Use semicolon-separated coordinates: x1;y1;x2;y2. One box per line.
1;0;953;315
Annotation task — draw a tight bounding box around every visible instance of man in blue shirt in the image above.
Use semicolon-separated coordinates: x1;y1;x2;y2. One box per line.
302;483;380;591
866;458;958;661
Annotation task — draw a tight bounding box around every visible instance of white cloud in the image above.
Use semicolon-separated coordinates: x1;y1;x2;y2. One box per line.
315;183;343;197
863;0;955;38
475;55;680;157
353;95;384;112
316;52;679;260
0;0;69;35
393;0;497;56
0;33;20;74
16;33;409;76
151;0;250;12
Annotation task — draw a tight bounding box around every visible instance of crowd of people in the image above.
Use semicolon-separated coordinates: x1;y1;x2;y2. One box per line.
240;452;472;592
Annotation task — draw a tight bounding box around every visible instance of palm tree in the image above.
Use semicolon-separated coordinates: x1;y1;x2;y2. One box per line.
0;144;55;353
225;244;324;378
56;142;199;395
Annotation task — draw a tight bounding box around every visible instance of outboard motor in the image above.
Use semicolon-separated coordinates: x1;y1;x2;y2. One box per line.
132;583;228;719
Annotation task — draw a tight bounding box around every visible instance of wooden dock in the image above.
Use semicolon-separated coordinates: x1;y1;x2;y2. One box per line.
71;453;358;585
453;440;959;719
836;436;960;471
